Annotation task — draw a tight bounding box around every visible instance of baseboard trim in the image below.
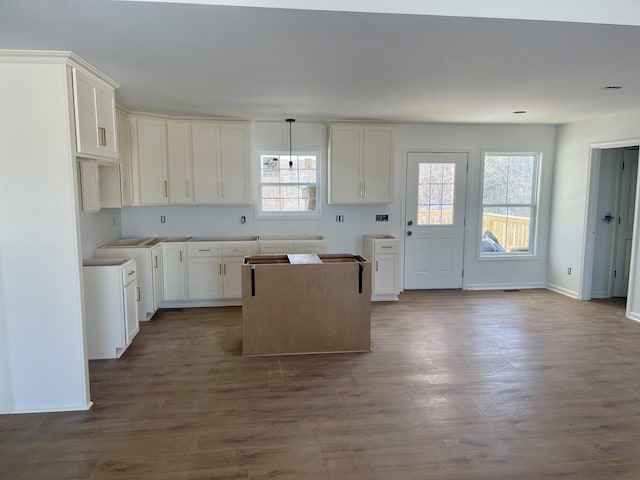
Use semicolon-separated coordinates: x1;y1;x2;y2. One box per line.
545;283;579;299
0;400;92;415
627;311;640;323
464;282;546;291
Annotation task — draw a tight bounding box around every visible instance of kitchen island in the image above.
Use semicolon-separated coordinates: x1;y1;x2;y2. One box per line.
241;254;371;356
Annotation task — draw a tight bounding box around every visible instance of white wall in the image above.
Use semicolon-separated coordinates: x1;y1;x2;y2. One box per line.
548;110;640;301
0;61;90;413
80;208;122;258
122;120;556;289
397;123;556;289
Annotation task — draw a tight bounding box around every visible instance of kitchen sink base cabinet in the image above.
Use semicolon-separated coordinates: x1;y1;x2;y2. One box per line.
241;254;371;356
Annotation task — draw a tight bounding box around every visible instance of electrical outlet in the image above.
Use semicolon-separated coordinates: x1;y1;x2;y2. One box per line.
335;214;344;223
567;267;572;275
375;214;389;222
160;215;166;224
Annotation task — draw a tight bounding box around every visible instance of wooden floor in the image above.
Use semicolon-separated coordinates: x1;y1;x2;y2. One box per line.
3;289;640;479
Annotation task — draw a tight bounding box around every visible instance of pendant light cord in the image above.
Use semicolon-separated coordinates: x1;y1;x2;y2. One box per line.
286;118;295;168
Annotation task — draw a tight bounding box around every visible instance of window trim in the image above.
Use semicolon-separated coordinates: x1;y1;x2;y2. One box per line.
255;150;322;219
478;151;540;259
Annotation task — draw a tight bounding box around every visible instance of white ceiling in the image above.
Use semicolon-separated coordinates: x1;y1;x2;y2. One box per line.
2;0;640;124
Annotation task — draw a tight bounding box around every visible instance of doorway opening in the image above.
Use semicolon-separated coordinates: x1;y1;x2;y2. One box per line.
591;147;639;299
581;141;640;303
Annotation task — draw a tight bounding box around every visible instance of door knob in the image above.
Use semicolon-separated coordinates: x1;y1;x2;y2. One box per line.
407;231;413;236
407;220;413;226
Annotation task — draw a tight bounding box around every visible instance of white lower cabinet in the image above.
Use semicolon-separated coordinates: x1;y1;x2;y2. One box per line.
95;243;164;321
162;240;258;306
187;243;223;300
83;258;139;359
162;243;187;301
363;234;399;301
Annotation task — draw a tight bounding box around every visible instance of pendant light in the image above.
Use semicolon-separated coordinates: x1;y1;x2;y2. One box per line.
286;118;295;168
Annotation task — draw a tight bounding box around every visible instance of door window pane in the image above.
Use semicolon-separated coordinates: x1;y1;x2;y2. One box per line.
417;162;455;225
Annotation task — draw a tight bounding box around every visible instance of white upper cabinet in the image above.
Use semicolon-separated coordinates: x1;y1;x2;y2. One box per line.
133;116;168;205
328;123;395;204
167;121;193;204
129;116;250;206
72;68;118;161
191;121;251;204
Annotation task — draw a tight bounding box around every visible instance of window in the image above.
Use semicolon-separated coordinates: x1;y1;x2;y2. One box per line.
481;153;538;255
258;153;319;215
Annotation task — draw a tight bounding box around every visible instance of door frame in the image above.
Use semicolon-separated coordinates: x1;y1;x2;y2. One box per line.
581;139;640;305
401;148;471;291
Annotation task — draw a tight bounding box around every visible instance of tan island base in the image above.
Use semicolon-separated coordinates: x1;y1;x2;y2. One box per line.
241;254;371;356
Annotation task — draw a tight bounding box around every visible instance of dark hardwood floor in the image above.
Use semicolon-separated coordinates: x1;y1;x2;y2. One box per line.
3;289;640;479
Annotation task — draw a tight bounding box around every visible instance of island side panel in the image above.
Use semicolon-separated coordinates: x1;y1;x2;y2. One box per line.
241;261;371;355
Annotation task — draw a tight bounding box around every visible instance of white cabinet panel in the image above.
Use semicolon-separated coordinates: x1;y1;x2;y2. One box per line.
136;117;168;205
188;256;223;300
220;123;251;204
192;122;221;203
328;125;362;204
117;110;134;206
162;243;187;301
167;121;193;204
152;245;164;310
79;161;100;213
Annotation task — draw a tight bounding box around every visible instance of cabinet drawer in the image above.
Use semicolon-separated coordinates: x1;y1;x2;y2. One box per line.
223;242;259;257
187;242;222;257
374;239;398;254
122;261;137;285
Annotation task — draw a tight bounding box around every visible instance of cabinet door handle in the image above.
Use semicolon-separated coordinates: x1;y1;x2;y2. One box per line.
154;256;158;268
375;260;378;272
163;180;168;198
363;181;366;198
381;246;392;249
136;286;141;301
98;127;107;147
198;249;211;252
223;263;227;275
128;270;136;276
179;250;183;262
219;263;222;275
219;180;223;199
359;181;364;198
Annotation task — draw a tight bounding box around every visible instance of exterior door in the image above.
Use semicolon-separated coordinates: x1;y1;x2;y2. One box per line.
404;152;468;289
613;149;639;297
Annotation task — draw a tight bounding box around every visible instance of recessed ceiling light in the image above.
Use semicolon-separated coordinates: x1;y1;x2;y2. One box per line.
602;85;623;90
513;110;527;114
